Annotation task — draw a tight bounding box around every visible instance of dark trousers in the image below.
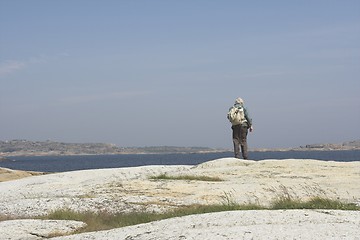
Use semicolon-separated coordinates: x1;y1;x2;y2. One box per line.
232;124;248;159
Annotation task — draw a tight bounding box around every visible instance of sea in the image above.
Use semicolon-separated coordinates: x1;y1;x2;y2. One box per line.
1;150;359;173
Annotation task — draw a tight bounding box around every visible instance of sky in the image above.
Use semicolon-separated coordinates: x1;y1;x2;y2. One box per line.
0;0;359;149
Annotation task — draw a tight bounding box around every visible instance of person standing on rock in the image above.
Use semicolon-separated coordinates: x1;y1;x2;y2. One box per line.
227;97;253;159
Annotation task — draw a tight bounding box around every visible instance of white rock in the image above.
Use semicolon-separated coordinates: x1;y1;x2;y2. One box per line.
0;158;359;239
0;219;86;240
53;210;360;240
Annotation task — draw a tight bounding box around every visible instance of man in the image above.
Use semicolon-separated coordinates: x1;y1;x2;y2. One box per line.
228;97;253;159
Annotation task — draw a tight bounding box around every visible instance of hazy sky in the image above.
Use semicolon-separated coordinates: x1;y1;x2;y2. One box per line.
1;1;359;149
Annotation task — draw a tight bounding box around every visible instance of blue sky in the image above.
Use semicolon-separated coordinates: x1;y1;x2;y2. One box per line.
1;0;359;149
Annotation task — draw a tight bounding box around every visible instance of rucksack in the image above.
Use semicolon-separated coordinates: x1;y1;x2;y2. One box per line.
227;106;246;125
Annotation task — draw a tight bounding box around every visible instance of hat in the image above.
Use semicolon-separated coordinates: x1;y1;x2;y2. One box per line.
235;97;244;105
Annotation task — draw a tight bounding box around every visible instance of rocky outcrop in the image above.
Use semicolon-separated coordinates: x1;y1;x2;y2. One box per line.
0;167;46;182
1;158;359;216
0;219;86;240
0;158;359;239
53;210;360;240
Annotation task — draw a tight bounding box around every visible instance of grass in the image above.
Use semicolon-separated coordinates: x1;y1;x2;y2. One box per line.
2;181;359;237
39;195;359;235
42;203;265;234
271;196;359;210
266;184;359;210
149;173;224;182
0;215;14;221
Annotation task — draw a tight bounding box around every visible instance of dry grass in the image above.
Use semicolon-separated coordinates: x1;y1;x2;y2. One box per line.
149;173;224;182
0;214;15;221
40;193;359;235
1;185;359;237
42;203;264;234
271;196;359;210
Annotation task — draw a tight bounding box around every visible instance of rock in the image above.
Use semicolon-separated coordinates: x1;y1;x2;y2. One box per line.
0;219;86;239
1;158;360;217
52;210;360;240
0;158;359;239
0;167;46;182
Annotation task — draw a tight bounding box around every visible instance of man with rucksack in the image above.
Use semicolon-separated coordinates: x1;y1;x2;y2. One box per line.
227;97;253;159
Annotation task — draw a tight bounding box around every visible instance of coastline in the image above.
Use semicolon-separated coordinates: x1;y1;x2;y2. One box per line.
1;148;360;158
1;139;359;157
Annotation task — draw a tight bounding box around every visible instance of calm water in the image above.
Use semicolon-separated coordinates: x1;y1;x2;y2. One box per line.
1;150;359;173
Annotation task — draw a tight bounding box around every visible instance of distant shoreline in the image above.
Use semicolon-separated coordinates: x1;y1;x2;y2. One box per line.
1;148;360;158
0;150;229;158
1;139;359;157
